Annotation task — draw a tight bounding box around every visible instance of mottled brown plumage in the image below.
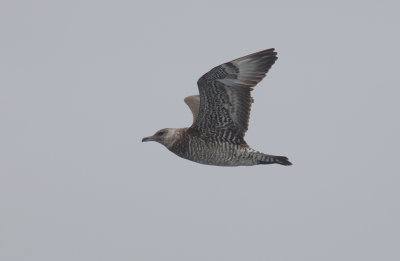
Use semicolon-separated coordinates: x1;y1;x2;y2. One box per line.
142;49;292;166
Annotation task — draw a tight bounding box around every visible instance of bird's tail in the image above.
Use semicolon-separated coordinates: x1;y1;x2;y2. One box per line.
258;154;292;166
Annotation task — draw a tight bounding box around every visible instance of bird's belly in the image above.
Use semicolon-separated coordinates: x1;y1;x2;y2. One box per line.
173;141;256;166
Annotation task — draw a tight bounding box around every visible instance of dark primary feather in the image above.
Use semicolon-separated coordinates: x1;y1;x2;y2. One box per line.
191;49;278;140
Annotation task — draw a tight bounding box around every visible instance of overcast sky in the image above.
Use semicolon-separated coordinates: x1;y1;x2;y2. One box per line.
1;1;399;260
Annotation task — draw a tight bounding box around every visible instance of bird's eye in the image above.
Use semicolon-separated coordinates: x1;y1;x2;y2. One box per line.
157;131;166;136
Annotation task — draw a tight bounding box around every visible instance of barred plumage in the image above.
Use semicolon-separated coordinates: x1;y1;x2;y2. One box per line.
142;49;292;167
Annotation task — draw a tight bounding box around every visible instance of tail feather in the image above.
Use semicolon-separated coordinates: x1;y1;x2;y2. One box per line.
258;155;292;166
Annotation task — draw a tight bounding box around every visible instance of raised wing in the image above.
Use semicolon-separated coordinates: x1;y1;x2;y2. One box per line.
184;95;200;123
191;48;278;138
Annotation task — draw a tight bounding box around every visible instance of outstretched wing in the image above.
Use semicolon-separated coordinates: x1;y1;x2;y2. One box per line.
184;95;200;123
191;48;278;138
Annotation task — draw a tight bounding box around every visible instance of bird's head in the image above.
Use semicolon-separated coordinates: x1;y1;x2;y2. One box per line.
142;128;180;149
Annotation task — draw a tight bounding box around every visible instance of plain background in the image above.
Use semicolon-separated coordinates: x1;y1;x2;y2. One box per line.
1;1;399;260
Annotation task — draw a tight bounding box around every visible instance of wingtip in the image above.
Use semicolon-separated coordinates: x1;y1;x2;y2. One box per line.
232;48;277;61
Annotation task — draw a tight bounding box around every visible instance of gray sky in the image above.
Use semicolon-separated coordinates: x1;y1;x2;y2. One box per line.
1;1;399;260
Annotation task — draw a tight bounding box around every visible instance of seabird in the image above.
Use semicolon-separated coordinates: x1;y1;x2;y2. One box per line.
142;49;292;166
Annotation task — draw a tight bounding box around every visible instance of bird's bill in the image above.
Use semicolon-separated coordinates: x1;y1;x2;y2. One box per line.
142;136;155;142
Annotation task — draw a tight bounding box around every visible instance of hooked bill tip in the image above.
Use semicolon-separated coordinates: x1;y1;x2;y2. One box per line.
142;136;153;142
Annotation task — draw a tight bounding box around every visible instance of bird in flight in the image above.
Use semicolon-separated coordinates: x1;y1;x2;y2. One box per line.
142;49;292;166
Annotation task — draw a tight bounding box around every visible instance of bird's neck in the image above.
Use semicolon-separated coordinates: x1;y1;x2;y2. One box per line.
163;128;187;149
